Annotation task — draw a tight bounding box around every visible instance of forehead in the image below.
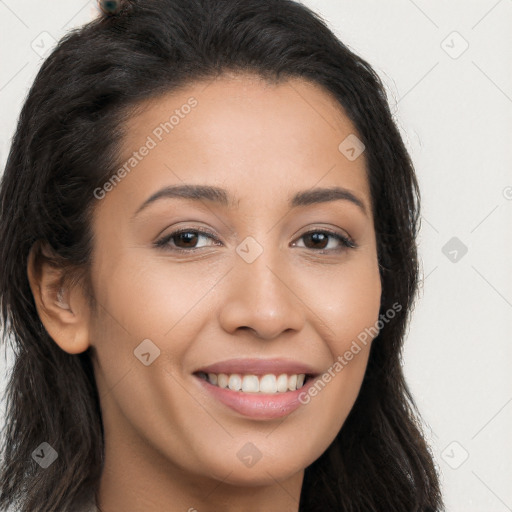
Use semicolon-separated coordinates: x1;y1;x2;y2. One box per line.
108;73;371;214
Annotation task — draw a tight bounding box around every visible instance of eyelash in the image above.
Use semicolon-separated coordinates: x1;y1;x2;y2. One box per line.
154;227;357;254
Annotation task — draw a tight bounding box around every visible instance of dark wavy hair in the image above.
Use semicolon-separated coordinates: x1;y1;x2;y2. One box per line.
0;0;443;510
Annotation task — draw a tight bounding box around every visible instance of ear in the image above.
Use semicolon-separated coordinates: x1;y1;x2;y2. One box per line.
27;241;91;354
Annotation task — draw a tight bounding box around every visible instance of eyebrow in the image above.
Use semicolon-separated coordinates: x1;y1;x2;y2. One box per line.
133;184;368;217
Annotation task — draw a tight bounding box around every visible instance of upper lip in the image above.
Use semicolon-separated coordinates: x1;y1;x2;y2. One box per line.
194;358;321;377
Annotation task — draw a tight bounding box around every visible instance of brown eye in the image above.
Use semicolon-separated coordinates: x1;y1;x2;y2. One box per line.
302;232;329;250
294;230;356;252
173;231;199;248
155;228;221;252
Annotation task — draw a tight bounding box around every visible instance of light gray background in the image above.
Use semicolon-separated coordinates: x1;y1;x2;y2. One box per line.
1;1;511;511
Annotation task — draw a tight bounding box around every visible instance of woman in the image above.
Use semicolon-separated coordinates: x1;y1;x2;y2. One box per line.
0;0;443;510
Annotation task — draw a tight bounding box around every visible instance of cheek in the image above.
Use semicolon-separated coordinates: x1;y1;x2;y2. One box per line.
297;254;382;352
92;249;227;337
293;256;381;433
87;249;225;405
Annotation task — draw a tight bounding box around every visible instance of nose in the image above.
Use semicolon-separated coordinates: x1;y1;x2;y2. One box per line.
218;245;305;340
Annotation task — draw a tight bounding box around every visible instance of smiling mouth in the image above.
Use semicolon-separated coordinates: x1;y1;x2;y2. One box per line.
195;371;312;393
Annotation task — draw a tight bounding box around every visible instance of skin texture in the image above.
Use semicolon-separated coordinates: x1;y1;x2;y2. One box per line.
27;74;382;512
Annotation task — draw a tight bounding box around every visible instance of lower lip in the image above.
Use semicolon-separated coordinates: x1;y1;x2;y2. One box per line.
195;375;316;420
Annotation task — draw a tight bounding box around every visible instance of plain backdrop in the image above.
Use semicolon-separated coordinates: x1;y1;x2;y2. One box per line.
1;1;511;511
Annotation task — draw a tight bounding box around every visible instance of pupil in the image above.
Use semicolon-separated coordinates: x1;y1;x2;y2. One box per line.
177;232;197;247
305;233;327;249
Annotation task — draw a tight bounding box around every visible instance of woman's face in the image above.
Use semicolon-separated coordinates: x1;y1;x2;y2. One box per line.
87;74;381;500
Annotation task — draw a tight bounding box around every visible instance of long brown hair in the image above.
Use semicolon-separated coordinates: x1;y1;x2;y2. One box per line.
0;1;443;510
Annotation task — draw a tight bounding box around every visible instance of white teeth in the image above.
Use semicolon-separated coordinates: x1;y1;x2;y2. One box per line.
217;373;229;388
276;374;288;393
204;372;307;393
228;374;242;391
242;375;259;393
288;374;297;391
259;374;277;393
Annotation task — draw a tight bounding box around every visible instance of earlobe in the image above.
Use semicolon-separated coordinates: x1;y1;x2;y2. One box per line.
26;242;91;354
